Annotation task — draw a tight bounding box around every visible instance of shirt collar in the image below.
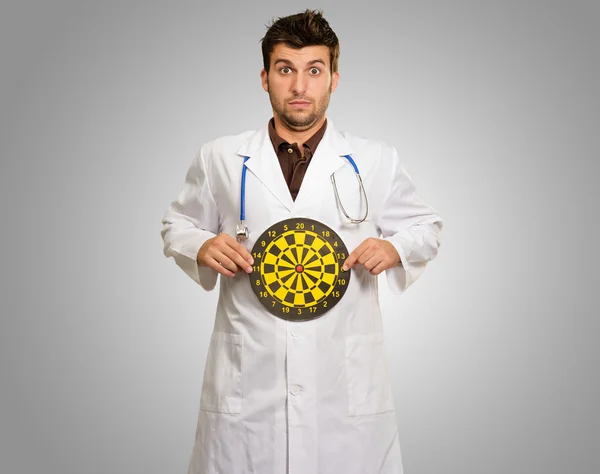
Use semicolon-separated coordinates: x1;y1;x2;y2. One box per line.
268;117;328;153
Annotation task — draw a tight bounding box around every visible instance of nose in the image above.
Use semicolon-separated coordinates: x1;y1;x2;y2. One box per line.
291;72;308;95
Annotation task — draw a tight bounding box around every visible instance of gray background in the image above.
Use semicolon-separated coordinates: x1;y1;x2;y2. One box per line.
1;1;598;473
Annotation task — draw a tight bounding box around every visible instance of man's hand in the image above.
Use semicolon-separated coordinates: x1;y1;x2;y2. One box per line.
341;237;401;275
197;233;254;278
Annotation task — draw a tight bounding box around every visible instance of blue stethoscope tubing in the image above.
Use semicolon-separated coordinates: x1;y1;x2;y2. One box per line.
236;154;368;242
240;156;251;222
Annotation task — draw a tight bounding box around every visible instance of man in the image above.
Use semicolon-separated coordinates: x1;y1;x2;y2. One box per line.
161;9;443;474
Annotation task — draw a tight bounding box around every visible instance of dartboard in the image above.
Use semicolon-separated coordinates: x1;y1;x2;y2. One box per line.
249;217;350;321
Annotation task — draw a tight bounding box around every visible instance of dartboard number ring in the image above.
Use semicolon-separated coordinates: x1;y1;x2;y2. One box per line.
250;217;351;321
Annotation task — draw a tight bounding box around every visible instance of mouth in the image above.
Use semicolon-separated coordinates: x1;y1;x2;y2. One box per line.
289;100;311;108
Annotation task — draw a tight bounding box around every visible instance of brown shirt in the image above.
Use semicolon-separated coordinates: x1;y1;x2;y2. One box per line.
268;117;327;201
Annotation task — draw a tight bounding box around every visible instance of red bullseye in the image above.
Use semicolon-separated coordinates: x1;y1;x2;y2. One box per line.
296;265;304;273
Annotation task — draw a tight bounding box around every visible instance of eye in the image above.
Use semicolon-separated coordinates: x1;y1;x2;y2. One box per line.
280;67;292;74
310;67;320;75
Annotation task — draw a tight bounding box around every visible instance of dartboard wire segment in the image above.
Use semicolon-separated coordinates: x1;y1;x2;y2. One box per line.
250;217;350;321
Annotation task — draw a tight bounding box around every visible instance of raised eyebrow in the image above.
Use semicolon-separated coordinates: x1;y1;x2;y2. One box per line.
273;58;327;68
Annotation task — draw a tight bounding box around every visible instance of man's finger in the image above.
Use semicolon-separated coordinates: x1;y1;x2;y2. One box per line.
221;244;253;273
370;260;388;275
357;248;377;266
207;255;236;277
342;240;369;271
222;233;254;264
234;240;254;264
363;253;381;272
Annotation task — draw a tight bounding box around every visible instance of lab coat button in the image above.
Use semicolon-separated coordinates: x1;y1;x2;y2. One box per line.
290;330;298;337
290;385;301;395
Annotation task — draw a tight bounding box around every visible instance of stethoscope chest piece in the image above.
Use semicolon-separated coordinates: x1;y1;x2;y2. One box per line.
249;217;350;321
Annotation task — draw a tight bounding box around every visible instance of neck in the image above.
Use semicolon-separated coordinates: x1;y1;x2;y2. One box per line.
272;114;326;147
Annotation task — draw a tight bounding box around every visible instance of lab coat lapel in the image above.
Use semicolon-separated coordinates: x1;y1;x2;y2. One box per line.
291;119;353;214
236;125;294;212
235;118;354;214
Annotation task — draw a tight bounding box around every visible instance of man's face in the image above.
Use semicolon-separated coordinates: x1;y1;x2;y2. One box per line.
261;44;339;132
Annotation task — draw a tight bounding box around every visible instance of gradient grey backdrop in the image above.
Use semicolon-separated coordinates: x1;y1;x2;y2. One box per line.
1;1;598;473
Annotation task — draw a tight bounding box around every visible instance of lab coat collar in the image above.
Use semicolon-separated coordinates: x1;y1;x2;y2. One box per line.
236;117;353;212
236;117;353;157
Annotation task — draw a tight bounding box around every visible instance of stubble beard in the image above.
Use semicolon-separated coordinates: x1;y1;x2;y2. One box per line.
268;80;332;132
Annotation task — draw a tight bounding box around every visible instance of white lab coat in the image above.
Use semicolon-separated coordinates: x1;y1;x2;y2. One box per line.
161;118;443;474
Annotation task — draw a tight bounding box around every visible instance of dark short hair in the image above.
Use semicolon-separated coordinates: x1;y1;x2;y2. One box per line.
260;9;340;74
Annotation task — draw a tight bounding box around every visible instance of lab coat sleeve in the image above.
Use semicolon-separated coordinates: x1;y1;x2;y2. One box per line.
376;146;443;295
161;144;220;291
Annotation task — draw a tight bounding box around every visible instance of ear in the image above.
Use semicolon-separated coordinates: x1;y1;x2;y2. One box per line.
331;71;340;93
260;68;268;92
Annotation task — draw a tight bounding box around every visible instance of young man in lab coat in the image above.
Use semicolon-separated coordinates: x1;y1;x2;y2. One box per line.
161;8;443;474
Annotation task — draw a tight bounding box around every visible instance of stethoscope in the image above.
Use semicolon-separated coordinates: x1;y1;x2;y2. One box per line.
236;154;369;242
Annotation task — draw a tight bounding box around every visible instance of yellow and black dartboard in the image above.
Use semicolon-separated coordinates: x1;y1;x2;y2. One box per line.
249;217;350;321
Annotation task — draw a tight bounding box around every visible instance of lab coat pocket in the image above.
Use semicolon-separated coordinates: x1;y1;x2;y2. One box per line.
346;333;395;416
200;332;243;414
